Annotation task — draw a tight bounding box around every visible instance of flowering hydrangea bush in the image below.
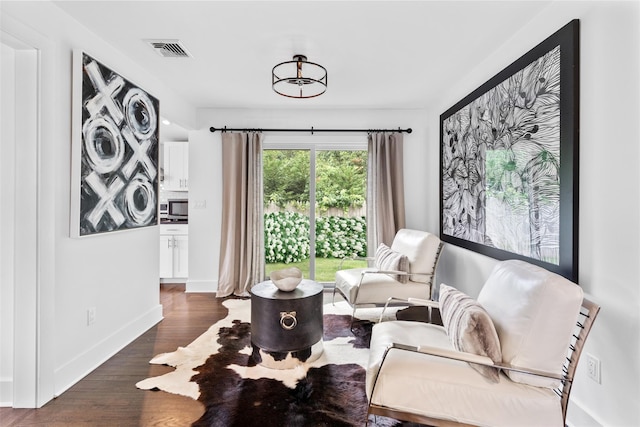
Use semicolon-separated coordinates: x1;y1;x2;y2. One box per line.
264;211;310;264
315;216;367;259
264;212;367;263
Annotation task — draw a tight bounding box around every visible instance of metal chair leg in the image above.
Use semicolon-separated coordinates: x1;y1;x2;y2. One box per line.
349;305;358;332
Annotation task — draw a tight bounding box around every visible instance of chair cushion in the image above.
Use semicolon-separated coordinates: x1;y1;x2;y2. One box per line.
367;321;563;426
439;284;502;382
390;229;441;285
374;243;409;283
335;268;430;305
477;260;584;388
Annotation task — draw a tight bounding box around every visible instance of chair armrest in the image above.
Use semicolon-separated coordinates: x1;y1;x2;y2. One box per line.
416;344;494;365
339;255;374;269
378;297;439;323
407;297;439;308
362;269;408;276
360;269;434;277
389;343;566;382
361;270;434;280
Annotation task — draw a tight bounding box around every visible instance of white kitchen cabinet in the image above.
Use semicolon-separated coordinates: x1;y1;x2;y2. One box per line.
163;141;189;191
171;235;189;278
160;224;188;280
159;235;173;278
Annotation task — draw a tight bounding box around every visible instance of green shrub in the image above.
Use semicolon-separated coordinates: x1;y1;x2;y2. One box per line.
315;216;367;259
264;212;367;263
264;212;310;264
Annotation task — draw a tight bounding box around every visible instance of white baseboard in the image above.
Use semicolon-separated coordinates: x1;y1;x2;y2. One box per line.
53;304;163;397
160;278;187;284
567;398;603;427
185;279;218;293
0;378;12;407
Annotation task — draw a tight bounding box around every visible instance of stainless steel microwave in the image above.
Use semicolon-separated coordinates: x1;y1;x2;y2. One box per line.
167;199;188;220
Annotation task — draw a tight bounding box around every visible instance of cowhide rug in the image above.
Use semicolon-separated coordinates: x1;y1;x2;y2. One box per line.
137;299;404;426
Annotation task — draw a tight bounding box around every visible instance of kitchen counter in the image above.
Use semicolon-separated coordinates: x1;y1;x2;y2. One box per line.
160;218;188;225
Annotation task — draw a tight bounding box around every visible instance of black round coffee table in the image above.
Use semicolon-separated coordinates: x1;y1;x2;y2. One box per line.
250;279;324;369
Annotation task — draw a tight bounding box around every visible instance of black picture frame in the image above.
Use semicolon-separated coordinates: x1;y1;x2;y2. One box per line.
440;20;579;282
71;51;160;237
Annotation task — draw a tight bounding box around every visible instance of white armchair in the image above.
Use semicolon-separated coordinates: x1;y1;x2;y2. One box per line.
366;260;600;427
333;228;443;324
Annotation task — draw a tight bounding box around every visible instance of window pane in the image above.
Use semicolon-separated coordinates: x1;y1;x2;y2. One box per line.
264;150;311;279
314;150;368;282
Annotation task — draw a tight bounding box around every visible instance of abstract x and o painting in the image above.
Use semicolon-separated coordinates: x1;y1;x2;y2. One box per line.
440;20;578;281
72;51;159;236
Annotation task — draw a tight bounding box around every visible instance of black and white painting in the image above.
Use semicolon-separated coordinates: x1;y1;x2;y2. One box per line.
440;20;579;281
72;51;159;236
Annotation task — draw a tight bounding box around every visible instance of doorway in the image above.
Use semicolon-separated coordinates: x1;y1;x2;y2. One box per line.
0;28;52;408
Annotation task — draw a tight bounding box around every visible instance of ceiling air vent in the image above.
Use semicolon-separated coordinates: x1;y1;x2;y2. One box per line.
145;39;192;58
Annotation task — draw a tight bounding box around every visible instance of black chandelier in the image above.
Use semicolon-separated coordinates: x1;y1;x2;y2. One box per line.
272;54;327;99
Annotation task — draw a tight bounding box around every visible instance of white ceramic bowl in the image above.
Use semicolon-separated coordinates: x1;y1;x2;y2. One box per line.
270;267;303;292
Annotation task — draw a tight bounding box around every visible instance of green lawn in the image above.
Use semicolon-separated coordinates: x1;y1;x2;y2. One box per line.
266;257;368;283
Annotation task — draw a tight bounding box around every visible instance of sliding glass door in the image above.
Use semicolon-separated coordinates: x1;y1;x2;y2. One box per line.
263;141;368;283
263;149;312;277
313;150;368;281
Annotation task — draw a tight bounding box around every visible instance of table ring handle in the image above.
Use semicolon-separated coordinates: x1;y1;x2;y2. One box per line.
280;311;297;330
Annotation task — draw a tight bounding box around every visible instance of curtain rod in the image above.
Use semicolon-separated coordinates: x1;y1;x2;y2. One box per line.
209;126;412;134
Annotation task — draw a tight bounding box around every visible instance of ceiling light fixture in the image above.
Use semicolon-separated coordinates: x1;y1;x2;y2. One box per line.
272;54;327;99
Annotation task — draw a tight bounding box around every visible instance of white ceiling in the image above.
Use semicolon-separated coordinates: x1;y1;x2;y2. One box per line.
54;0;552;113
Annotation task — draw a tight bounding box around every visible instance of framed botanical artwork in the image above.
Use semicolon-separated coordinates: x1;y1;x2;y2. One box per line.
440;20;579;282
71;50;159;237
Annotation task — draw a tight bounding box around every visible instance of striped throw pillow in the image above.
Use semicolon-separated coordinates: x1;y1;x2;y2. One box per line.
374;243;409;283
439;284;502;382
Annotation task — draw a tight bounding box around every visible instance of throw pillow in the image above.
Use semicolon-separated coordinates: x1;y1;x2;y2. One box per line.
374;243;409;284
439;284;502;382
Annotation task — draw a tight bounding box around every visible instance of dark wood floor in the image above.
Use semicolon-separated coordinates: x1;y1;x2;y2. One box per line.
0;284;230;427
0;286;422;427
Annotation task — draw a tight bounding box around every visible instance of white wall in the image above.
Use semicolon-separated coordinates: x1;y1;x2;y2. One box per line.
0;1;196;403
188;108;430;292
0;42;17;406
430;2;640;426
0;29;44;406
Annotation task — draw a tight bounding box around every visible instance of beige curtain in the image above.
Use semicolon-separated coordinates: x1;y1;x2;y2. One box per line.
367;132;406;251
217;132;264;297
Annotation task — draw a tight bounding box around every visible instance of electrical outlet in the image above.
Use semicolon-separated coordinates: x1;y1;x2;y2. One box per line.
586;353;601;384
87;307;97;326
